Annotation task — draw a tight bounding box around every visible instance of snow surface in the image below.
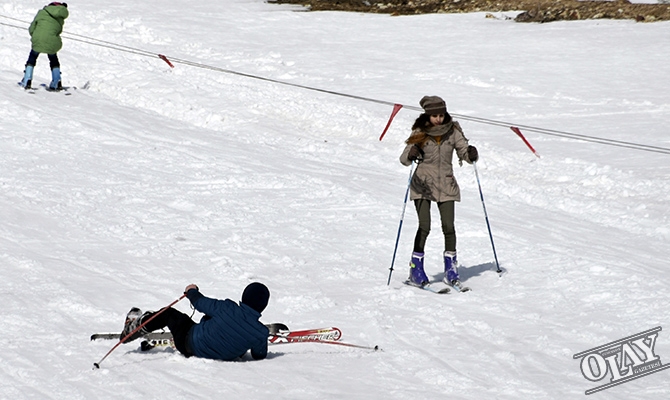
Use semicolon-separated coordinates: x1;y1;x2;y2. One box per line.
1;1;669;399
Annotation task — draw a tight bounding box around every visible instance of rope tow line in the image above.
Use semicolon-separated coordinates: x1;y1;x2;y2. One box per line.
3;15;669;156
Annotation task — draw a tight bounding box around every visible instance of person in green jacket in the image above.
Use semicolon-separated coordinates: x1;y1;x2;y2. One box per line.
19;2;69;90
399;95;479;290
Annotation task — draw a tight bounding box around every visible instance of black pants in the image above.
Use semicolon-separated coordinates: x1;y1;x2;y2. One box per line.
413;199;456;253
143;307;196;357
26;50;60;69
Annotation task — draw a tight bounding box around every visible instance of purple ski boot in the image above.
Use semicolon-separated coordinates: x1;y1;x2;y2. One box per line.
408;252;429;286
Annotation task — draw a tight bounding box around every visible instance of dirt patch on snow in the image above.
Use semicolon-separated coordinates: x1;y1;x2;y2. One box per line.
269;0;670;22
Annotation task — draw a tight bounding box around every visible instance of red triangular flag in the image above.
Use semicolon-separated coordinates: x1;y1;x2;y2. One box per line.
158;54;175;68
510;126;540;158
379;104;403;141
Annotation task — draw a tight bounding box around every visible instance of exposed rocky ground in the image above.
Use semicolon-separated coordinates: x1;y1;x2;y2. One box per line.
269;0;670;22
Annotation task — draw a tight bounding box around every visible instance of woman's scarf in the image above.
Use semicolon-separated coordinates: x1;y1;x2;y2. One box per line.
425;121;454;137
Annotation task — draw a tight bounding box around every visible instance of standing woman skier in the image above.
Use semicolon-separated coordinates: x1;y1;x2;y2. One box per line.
19;2;69;90
399;95;479;290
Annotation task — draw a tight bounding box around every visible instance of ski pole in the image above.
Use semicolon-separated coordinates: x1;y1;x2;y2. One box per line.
93;294;186;369
387;162;416;285
473;162;502;274
271;338;380;351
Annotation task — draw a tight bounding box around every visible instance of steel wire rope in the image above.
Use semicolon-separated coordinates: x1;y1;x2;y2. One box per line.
3;14;670;155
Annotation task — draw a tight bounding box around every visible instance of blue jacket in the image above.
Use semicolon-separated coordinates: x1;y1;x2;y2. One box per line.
185;289;269;361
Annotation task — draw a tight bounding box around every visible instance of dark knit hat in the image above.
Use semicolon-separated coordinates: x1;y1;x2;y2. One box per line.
241;282;270;313
420;96;447;116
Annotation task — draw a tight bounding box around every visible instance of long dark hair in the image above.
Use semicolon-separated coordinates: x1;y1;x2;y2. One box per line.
406;112;453;145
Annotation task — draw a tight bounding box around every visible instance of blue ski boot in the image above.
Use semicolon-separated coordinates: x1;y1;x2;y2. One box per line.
408;251;429;286
48;67;62;91
19;65;34;89
442;250;461;286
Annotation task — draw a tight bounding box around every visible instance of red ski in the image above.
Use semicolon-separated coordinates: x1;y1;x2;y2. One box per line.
91;325;380;351
90;325;342;344
268;327;342;344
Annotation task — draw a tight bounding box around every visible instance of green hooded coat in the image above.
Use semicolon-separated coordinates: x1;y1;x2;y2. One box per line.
29;4;69;54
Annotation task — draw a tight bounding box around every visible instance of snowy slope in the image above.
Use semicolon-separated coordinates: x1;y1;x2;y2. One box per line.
1;1;669;399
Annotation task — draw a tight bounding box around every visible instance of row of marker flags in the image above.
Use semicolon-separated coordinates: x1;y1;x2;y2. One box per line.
378;103;540;158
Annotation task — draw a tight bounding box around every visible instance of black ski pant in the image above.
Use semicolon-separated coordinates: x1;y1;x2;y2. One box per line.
142;307;196;357
26;50;60;69
413;199;456;253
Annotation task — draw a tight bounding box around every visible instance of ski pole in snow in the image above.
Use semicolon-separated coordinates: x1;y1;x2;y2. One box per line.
93;294;186;369
387;162;416;285
473;162;502;274
272;338;380;351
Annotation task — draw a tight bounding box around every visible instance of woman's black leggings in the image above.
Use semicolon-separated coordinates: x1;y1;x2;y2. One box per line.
413;199;456;253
